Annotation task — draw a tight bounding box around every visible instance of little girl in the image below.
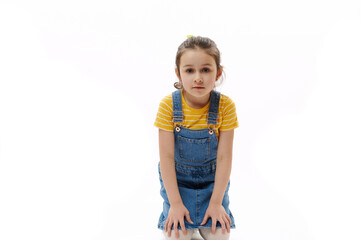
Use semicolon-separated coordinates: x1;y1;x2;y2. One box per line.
154;36;239;240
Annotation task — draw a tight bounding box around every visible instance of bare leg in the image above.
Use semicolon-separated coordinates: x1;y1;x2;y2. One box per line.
162;229;195;240
198;228;230;240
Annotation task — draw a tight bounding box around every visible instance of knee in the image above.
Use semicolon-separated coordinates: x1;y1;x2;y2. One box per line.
162;229;194;240
199;228;230;240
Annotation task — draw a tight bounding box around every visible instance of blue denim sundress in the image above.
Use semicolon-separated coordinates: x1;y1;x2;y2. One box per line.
157;89;235;230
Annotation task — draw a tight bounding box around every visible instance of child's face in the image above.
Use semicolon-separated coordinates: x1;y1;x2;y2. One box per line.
176;49;221;100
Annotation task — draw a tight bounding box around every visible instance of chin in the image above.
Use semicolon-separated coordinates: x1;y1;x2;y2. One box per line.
184;88;211;97
192;90;212;97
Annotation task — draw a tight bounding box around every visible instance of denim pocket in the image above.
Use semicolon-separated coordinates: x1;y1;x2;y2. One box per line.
178;135;210;162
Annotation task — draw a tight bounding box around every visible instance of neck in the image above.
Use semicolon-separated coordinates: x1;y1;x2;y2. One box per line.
182;90;211;109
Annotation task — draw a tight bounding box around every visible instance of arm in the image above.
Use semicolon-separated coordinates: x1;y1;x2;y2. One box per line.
210;129;234;204
200;129;234;234
158;129;193;237
158;129;182;205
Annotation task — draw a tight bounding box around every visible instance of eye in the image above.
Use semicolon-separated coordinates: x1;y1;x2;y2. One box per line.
202;68;210;72
185;69;193;73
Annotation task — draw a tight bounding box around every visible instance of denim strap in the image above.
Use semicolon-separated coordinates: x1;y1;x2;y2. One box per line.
207;90;220;125
172;90;183;123
172;89;220;124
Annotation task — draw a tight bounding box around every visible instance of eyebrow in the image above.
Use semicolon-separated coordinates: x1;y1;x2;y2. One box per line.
182;63;212;68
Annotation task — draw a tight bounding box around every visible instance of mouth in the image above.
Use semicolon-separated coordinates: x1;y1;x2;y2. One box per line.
193;86;205;89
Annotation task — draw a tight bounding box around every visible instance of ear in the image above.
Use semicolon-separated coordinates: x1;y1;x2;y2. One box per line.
175;68;181;81
216;66;223;81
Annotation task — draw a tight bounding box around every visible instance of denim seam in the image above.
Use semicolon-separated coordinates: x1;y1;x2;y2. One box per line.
196;189;199;224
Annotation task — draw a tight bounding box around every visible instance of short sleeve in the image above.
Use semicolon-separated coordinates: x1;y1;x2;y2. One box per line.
219;96;239;131
154;95;174;132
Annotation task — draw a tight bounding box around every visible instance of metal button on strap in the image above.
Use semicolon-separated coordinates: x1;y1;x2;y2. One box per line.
175;126;181;132
209;129;214;135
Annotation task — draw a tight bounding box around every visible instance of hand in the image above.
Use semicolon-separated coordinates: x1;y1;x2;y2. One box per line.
165;202;194;238
200;203;232;234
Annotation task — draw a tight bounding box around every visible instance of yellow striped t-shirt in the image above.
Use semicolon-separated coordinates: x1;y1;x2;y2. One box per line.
154;90;239;138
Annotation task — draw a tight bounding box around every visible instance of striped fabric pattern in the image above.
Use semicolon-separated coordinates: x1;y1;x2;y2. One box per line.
154;90;239;137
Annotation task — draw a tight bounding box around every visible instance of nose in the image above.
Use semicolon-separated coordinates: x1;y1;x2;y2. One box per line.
194;72;203;83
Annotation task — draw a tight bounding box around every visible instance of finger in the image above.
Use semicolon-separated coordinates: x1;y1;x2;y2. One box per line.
220;218;226;234
167;221;173;237
211;218;216;234
226;215;232;229
200;213;209;226
174;221;179;239
165;218;169;232
185;211;194;224
226;214;232;225
223;216;231;233
180;219;187;236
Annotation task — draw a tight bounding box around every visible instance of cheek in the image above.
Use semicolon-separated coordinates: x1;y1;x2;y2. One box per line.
181;76;191;83
182;80;192;87
205;75;216;82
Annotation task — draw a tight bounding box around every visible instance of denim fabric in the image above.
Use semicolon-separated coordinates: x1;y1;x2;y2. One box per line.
158;90;235;230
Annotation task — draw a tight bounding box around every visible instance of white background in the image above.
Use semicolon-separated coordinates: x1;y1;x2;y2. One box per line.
0;1;360;239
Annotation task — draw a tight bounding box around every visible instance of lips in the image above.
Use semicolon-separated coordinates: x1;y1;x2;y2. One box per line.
193;86;204;89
